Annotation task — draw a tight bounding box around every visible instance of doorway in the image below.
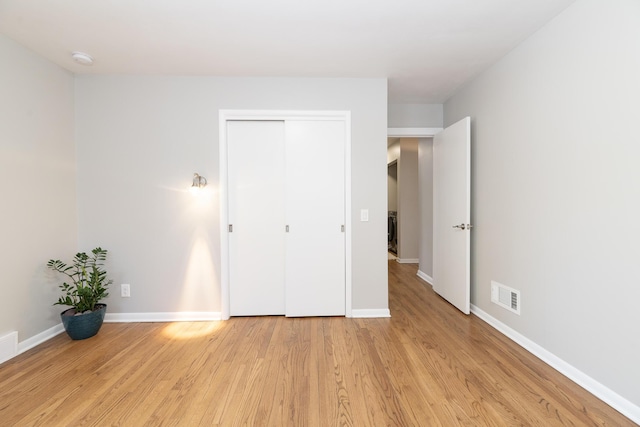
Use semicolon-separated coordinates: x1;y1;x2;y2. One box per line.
387;128;442;281
387;160;398;255
387;137;419;263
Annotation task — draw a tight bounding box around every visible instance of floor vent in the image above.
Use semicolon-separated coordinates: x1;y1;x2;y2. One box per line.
491;281;521;315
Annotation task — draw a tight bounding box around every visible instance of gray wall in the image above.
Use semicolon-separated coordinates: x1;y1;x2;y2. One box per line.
0;35;77;341
387;163;397;213
418;138;433;278
387;139;419;261
388;104;443;128
444;0;640;408
397;139;419;261
75;76;388;314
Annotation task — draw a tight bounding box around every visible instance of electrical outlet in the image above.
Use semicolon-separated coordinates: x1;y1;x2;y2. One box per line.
121;283;131;298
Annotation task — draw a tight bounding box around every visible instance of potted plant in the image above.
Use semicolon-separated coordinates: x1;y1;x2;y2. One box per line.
46;247;112;340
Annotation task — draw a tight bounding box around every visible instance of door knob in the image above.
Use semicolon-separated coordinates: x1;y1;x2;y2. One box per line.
452;223;474;230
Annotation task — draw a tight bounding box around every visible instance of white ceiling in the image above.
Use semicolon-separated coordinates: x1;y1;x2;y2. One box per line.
0;0;575;103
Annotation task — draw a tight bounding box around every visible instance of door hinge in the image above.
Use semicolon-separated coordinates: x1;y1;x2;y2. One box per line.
341;225;345;232
286;225;289;233
228;224;233;232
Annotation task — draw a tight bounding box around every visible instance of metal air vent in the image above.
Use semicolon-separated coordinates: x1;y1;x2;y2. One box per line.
491;281;521;315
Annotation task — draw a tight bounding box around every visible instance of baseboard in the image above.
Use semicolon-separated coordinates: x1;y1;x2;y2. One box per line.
104;311;222;323
108;310;395;321
396;258;419;264
0;331;18;364
18;324;65;355
108;310;392;321
0;312;221;365
416;270;433;284
471;304;640;425
350;309;391;318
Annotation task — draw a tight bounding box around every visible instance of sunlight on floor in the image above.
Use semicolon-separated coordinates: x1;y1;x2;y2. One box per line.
162;321;223;340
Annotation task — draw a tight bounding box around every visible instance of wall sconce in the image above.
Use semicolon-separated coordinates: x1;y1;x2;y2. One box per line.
191;173;207;190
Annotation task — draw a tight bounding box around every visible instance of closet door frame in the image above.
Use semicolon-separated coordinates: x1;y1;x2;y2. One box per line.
219;110;352;320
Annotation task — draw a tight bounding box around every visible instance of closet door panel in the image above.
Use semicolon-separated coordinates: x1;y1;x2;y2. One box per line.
228;121;286;316
284;120;346;316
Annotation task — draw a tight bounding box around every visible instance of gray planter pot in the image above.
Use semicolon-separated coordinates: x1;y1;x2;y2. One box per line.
60;304;107;340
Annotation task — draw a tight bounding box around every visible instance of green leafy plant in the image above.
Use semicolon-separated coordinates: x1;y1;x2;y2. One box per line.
46;247;112;313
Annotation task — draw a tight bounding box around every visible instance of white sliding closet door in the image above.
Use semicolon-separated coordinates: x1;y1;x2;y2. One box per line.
284;120;346;316
226;118;346;317
228;121;286;316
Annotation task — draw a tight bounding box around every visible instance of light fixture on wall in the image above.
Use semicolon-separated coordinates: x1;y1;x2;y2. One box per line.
191;173;207;190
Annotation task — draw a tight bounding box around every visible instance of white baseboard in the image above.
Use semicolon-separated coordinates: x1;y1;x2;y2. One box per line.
416;270;433;284
0;331;18;364
104;311;222;323
0;312;221;365
350;309;391;318
471;304;640;425
396;258;419;264
18;324;65;355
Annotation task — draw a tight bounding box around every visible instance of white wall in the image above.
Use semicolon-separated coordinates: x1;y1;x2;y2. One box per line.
444;0;640;409
75;76;388;314
388;104;443;128
418;138;433;278
0;35;77;341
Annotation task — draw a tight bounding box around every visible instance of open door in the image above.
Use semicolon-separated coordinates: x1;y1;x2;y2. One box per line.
433;117;471;314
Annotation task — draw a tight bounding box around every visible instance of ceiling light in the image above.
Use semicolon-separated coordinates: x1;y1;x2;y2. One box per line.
71;51;94;66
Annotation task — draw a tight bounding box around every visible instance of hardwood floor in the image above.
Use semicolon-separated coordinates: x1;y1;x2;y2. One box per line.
0;261;633;426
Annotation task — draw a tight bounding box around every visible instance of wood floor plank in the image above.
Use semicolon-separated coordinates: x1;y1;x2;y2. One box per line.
318;317;354;426
0;261;635;426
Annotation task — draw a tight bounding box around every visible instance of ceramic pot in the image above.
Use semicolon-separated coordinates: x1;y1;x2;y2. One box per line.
60;304;107;340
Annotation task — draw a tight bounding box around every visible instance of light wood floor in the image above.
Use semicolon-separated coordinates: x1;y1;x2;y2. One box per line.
0;261;633;426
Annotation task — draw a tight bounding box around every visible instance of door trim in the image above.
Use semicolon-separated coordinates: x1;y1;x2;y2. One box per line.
219;110;352;320
387;127;443;138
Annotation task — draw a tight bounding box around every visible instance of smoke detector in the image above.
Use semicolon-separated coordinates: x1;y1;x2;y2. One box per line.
71;51;94;66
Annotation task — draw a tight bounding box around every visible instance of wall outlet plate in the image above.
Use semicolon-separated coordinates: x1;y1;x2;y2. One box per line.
121;283;131;298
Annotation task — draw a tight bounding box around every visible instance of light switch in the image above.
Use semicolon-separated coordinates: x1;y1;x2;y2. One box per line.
360;209;369;222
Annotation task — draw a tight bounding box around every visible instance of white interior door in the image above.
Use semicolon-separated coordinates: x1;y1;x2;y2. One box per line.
433;117;471;314
284;120;346;316
228;121;286;315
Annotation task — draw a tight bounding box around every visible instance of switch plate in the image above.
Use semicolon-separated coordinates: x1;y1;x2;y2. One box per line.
360;209;369;222
121;283;131;298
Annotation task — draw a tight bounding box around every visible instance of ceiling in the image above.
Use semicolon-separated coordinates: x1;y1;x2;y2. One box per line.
0;0;575;103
